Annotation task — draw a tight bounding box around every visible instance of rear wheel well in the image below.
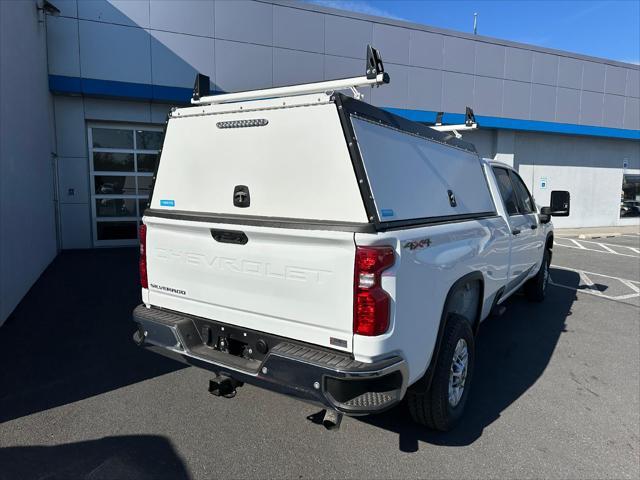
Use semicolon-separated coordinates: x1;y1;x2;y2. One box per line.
447;278;483;333
416;273;484;392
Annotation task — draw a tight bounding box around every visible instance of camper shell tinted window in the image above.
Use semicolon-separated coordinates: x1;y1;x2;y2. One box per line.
341;100;495;225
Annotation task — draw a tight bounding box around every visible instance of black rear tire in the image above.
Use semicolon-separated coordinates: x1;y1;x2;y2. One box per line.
524;248;551;302
407;314;475;431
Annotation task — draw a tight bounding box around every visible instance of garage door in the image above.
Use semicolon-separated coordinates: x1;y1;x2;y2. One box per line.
88;124;163;246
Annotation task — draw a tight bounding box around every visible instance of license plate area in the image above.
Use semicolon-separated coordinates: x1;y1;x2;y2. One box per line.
191;317;272;363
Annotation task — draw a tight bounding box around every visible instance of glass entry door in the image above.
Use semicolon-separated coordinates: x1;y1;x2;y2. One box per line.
88;124;162;246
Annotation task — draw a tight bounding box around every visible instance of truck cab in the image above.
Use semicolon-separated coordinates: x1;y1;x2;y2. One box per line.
486;161;553;298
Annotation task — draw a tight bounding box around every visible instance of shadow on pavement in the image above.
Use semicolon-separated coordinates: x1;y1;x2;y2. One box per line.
0;249;186;423
2;249;581;455
0;434;190;480
359;267;579;452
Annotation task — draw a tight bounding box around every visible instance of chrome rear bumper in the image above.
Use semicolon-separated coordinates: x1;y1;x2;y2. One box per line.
133;304;407;415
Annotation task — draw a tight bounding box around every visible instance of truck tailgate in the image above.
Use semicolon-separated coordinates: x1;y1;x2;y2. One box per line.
144;216;356;352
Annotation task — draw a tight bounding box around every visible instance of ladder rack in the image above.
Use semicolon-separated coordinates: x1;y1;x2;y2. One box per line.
187;44;479;138
191;45;389;106
430;107;478;138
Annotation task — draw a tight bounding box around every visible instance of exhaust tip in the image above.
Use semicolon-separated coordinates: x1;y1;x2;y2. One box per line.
322;409;343;431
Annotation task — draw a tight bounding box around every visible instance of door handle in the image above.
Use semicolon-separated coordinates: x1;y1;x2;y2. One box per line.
512;229;521;235
211;229;248;245
530;224;538;230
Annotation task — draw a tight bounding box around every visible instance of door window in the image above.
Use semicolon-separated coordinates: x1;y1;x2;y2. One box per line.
509;171;535;214
493;167;519;215
88;124;163;246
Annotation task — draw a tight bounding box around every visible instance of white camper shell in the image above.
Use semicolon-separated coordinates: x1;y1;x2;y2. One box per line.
134;47;567;431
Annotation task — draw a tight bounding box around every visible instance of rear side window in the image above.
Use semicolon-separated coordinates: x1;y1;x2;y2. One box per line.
493;167;519;215
509;171;535;214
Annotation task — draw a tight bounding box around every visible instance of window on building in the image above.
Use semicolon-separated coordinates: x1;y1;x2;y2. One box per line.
88;125;162;246
620;174;640;218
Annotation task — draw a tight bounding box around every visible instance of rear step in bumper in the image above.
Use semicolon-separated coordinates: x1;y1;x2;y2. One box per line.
132;305;407;415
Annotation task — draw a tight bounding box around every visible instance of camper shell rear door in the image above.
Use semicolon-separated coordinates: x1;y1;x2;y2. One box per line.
144;95;368;353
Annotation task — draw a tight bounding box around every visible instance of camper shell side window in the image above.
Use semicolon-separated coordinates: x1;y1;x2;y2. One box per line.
337;95;496;229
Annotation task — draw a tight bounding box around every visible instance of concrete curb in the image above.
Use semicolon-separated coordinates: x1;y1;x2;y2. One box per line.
576;233;621;239
556;232;622;239
555;226;639;239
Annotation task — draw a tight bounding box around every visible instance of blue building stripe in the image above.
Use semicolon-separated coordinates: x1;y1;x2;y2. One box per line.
48;75;639;140
151;85;193;103
49;74;191;104
81;78;153;99
385;108;640;141
49;75;82;93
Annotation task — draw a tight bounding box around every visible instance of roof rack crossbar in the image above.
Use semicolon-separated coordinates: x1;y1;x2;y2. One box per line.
191;45;389;106
430;107;478;138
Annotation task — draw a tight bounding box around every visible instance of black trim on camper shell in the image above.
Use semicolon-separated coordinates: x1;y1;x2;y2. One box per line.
333;94;379;224
144;209;500;233
144;209;377;233
145;110;172;211
334;93;478;154
376;212;499;232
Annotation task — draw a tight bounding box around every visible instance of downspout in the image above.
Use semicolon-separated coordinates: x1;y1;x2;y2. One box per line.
40;1;62;252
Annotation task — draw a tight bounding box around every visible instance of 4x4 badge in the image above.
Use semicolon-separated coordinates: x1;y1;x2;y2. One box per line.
403;238;432;250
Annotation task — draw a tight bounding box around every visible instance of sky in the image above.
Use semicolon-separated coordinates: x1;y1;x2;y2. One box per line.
305;0;640;64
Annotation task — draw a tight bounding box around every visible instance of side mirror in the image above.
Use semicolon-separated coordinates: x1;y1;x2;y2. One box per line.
548;190;570;217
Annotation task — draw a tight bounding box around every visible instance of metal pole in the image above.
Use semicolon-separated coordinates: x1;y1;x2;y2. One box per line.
473;13;478;35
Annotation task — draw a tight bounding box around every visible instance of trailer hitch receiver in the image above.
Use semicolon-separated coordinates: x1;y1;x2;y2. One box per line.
209;375;243;398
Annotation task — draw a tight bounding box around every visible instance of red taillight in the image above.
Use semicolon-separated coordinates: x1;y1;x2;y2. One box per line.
139;224;148;289
354;246;395;336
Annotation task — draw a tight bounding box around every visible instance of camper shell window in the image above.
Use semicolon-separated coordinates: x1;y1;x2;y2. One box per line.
337;95;496;227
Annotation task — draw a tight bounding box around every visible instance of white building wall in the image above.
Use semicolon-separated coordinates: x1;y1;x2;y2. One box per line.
514;132;640;228
0;0;58;325
461;129;640;229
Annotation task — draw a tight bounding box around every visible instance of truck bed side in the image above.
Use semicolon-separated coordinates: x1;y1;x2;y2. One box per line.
354;216;511;383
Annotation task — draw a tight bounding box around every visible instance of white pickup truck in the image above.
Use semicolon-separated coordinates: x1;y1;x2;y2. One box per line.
133;47;570;431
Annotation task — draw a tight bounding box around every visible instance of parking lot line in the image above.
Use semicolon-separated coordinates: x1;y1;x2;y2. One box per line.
569;238;587;249
554;240;640;258
553;265;640;284
550;265;640;302
612;292;640;300
572;238;640;252
620;279;640;293
577;271;603;295
596;243;616;253
549;280;639;302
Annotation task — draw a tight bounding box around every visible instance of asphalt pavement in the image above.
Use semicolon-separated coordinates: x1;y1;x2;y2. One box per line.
1;235;638;479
